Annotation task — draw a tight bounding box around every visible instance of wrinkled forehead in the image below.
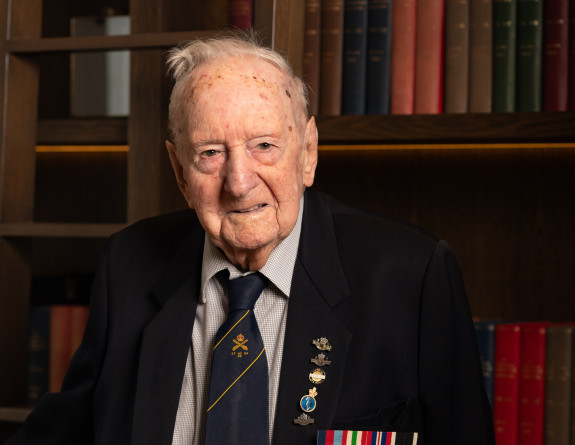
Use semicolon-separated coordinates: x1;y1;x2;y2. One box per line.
188;56;293;106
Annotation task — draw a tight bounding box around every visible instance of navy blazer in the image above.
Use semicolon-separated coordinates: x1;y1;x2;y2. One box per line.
8;189;495;444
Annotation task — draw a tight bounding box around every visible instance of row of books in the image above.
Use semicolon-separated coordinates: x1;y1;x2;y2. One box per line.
475;321;575;445
303;0;575;117
27;305;90;404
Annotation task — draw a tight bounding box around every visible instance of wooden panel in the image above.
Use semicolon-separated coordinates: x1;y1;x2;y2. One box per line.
269;0;305;75
313;147;575;322
37;118;127;144
316;112;575;144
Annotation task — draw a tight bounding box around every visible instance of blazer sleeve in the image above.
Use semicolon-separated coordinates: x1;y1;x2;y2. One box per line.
418;240;495;445
6;243;111;444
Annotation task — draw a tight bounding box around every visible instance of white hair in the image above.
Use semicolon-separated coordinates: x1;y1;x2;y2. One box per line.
166;33;309;149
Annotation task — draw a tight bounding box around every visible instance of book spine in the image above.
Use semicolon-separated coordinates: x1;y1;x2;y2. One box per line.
444;0;469;113
474;321;497;408
516;0;543;111
320;0;346;115
303;0;323;116
49;305;72;393
468;0;493;112
570;3;575;111
366;0;392;114
517;323;548;445
544;325;573;445
542;0;569;111
229;0;254;29
493;323;521;445
27;306;50;404
492;0;517;112
342;0;369;114
414;0;445;114
70;305;90;357
390;0;418;114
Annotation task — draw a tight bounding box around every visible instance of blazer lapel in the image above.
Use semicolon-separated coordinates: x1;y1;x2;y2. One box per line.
273;190;353;444
131;225;204;445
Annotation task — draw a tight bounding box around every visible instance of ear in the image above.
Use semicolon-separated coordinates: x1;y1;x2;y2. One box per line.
166;140;193;207
302;117;319;187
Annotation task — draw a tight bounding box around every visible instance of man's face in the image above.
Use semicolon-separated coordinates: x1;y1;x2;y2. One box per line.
167;56;318;270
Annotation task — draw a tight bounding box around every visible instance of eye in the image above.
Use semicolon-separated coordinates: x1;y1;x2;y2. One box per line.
258;142;272;150
201;149;219;157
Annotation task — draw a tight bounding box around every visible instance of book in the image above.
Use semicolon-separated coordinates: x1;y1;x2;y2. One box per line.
342;0;369;115
229;0;254;29
570;3;575;111
542;0;569;111
413;0;445;114
49;305;73;393
468;0;493;112
390;0;418;114
70;305;90;355
27;306;50;404
320;0;345;115
544;324;574;445
493;323;522;445
492;0;517;112
70;15;130;117
516;0;543;111
444;0;469;113
303;0;323;116
366;0;392;114
475;320;498;407
517;322;549;445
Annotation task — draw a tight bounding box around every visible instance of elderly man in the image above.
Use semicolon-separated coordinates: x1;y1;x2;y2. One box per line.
7;36;494;445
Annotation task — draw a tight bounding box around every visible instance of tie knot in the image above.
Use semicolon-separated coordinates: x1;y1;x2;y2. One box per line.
227;272;267;311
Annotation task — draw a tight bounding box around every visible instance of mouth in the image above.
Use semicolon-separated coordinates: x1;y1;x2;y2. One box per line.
232;203;267;214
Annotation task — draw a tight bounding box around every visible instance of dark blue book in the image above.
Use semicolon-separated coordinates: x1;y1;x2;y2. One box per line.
342;0;369;114
366;0;392;114
474;320;498;408
27;306;51;404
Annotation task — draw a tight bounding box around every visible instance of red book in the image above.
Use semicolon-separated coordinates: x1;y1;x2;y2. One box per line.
518;322;549;445
493;323;522;445
390;0;418;114
414;0;444;113
543;0;568;111
569;0;575;110
69;305;89;356
229;0;254;29
49;305;72;393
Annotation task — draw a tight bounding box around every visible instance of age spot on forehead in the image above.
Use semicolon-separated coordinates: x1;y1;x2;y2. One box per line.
289;125;293;132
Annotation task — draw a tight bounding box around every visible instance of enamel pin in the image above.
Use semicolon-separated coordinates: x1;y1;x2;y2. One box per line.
309;368;326;384
311;352;332;366
300;387;318;413
293;413;315;426
312;337;332;351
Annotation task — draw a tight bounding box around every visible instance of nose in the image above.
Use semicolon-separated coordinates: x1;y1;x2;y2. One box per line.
223;149;258;197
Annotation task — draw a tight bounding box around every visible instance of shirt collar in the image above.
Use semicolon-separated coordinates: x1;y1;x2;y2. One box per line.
200;196;304;302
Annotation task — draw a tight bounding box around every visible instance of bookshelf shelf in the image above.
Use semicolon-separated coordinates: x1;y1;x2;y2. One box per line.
316;112;575;144
6;30;233;53
0;407;32;423
0;223;126;238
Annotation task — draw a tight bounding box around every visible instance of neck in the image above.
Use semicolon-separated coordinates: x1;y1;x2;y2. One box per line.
220;244;275;272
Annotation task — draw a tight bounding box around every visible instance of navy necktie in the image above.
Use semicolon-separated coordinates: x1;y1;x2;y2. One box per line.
204;272;270;445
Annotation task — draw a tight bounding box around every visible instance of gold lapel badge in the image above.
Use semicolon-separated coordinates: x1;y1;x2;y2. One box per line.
312;337;332;351
309;368;326;384
293;413;315;426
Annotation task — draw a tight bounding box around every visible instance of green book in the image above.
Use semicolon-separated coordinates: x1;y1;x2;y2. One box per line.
493;0;517;111
516;0;543;111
